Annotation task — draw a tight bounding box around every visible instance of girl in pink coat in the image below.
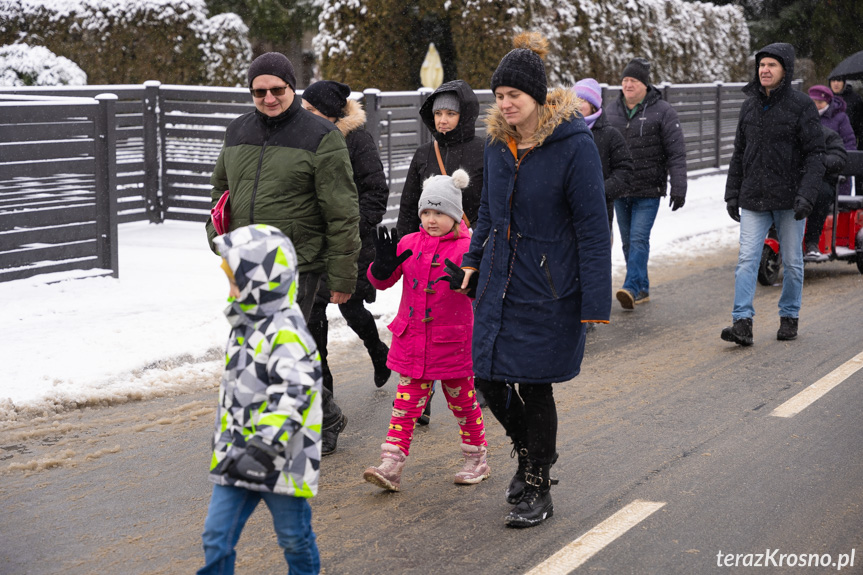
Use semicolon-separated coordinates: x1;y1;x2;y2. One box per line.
363;169;489;491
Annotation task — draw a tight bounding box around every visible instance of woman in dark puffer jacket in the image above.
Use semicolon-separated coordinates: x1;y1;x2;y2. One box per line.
395;80;484;236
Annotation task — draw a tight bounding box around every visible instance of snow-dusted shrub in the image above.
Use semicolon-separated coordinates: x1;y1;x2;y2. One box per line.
0;43;87;86
0;0;252;86
198;12;252;87
315;0;750;90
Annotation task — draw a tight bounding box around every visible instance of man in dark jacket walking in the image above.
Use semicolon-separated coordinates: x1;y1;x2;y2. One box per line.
606;58;687;310
722;43;825;346
206;53;361;455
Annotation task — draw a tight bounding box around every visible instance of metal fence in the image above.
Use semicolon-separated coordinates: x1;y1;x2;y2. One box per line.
0;80;765;281
0;92;118;282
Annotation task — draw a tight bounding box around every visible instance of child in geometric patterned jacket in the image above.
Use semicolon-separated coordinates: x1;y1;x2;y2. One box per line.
363;169;490;493
197;224;323;575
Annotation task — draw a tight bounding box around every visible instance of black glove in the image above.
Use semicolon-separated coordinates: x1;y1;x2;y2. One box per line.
370;227;413;280
726;198;741;222
794;196;813;220
226;437;278;483
669;195;685;211
436;258;479;298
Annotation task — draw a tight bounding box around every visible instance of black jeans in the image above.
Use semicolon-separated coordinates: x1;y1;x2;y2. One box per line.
475;378;557;465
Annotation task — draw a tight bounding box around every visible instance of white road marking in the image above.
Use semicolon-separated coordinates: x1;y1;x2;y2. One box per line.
771;351;863;418
524;500;666;575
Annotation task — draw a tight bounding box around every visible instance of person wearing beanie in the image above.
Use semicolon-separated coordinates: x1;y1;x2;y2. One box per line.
363;169;490;492
300;81;393;397
396;80;484;243
206;52;361;457
721;43;825;346
573;78;633;238
459;31;611;529
606;56;687;311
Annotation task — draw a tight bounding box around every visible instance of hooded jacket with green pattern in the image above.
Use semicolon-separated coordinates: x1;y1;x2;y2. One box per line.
206;96;361;295
209;225;323;497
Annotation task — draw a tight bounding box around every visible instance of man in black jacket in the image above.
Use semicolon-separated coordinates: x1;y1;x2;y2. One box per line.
722;43;825;346
606;58;687;310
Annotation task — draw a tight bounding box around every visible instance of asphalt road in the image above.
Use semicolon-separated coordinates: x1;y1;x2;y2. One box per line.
2;246;862;575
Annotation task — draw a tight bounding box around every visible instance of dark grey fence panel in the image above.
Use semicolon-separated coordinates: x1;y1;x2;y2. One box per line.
0;94;117;281
0;85;148;224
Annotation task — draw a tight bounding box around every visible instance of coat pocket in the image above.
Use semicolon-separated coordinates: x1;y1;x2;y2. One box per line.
430;324;470;372
387;314;409;337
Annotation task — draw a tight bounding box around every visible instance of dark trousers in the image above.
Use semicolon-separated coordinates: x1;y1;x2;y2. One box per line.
475;378;557;465
804;180;835;247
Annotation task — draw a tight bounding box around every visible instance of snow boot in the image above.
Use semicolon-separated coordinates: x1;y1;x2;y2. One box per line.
369;340;391;388
505;461;554;528
506;447;558;504
454;444;490;485
777;316;798;341
363;443;407;492
720;318;753;346
321;412;347;456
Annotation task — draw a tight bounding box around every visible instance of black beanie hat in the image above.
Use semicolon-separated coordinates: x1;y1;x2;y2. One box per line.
490;32;549;105
247;52;296;91
302;81;351;118
622;57;651;87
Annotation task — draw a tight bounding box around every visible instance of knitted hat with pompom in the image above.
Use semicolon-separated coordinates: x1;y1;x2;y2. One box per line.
418;169;469;223
490;32;549;105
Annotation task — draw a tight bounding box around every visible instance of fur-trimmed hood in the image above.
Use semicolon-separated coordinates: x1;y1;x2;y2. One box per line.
334;99;367;137
485;87;583;146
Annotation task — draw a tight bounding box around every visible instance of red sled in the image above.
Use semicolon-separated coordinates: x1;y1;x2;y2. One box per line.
211;190;230;235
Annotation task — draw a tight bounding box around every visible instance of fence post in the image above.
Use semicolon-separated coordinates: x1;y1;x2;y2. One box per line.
364;89;381;146
714;82;723;169
95;94;119;278
142;80;162;223
418;87;432;146
158;85;169;220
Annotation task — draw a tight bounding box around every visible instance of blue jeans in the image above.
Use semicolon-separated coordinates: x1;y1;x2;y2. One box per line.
614;197;660;295
198;484;320;575
733;208;805;321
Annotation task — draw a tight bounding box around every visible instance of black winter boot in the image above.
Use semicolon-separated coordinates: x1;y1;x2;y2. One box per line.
505;461;554;528
777;316;798;341
720;317;753;346
506;448;558;504
321;390;347;456
369;340;391;388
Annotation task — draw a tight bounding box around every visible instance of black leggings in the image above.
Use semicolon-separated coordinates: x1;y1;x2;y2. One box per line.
475;378;557;465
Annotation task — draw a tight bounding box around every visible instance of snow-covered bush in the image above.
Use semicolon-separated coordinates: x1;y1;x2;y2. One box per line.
315;0;750;90
0;43;87;86
198;12;252;87
0;0;252;86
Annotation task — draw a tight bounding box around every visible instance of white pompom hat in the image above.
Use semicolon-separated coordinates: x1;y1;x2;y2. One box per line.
418;168;469;223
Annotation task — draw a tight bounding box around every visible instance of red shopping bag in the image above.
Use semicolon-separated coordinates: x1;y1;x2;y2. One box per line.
211;190;230;235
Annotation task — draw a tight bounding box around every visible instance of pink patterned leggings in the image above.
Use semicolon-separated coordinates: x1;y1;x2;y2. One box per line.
385;375;487;456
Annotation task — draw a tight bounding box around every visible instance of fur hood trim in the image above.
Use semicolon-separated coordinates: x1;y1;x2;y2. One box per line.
485;87;582;146
335;99;366;137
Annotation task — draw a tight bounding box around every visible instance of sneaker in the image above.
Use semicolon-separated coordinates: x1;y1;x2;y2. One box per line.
720;318;753;346
633;291;650;305
363;443;407;492
803;244;827;262
321;413;348;456
454;444;490;485
616;288;634;310
777;316;798;341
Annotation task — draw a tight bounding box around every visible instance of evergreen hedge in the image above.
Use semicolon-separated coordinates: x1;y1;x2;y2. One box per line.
0;0;252;86
315;0;750;91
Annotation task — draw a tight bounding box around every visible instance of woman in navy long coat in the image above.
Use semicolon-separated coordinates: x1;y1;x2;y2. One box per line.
459;32;611;528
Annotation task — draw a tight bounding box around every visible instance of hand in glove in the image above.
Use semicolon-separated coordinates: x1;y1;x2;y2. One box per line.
370;227;413;280
793;196;813;220
669;195;685;211
726;198;741;222
435;258;479;298
226;437;278;483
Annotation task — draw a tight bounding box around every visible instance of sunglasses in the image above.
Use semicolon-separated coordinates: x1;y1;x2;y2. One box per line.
250;86;289;98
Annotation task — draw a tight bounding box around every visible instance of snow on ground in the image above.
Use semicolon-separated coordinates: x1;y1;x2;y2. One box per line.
0;173;736;421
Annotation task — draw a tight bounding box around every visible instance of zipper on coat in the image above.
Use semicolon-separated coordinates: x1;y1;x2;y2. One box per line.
540;254;559;299
249;123;271;222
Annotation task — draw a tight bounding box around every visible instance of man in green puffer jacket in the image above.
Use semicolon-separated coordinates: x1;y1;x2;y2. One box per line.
206;52;360;456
